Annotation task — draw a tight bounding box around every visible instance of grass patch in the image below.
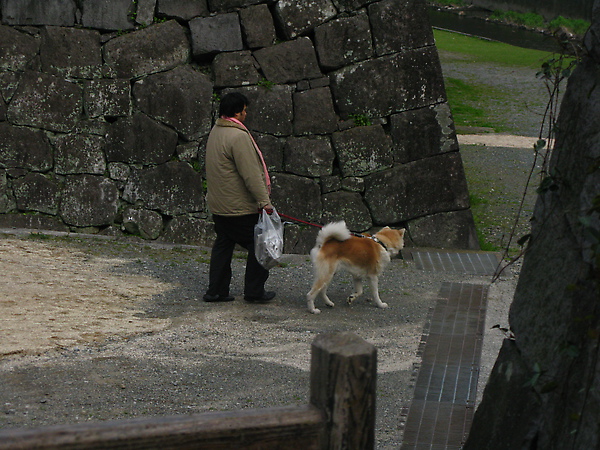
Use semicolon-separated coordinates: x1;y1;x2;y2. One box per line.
490;10;591;36
490;10;545;29
444;77;507;131
548;16;590;36
434;29;552;68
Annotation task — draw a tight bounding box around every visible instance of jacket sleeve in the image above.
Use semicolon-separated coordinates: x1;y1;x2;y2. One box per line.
230;131;271;208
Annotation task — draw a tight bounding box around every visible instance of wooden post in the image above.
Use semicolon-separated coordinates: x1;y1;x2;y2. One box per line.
310;332;377;450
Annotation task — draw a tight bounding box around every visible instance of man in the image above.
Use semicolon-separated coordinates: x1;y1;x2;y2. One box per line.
203;92;276;304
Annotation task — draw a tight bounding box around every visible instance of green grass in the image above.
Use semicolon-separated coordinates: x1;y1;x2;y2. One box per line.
433;29;552;68
443;77;507;132
490;10;545;29
548;16;591;36
490;10;591;36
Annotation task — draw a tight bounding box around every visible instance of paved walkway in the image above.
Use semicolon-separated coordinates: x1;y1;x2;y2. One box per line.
400;250;499;449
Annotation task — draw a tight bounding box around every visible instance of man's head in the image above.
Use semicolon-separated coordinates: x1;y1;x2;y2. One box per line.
219;92;249;122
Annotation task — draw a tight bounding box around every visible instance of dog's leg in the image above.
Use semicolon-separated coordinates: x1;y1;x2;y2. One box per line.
367;275;388;309
306;282;323;314
306;264;336;314
347;276;364;304
321;284;335;309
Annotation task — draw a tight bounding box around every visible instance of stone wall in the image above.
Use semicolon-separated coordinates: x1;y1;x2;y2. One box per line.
0;0;478;252
464;0;600;447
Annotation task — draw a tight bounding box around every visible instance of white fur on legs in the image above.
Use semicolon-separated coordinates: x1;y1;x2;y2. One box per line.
347;276;364;304
368;274;388;309
307;267;337;314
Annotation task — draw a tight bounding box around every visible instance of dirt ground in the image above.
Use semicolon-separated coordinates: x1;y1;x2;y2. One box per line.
0;229;518;449
0;237;172;356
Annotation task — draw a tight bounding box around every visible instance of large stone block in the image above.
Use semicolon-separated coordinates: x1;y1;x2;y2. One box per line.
103;20;190;78
59;175;119;227
321;191;372;232
161;216;215;246
283;223;319;254
255;133;284;172
105;113;178;164
0;170;15;213
12;172;60;215
157;0;208;20
330;47;446;119
0;72;20;103
212;51;261;88
135;0;157;26
54;134;106;175
234;85;293;136
331;125;393;177
284;136;335;177
390;103;458;163
122;207;163;240
409;209;479;249
207;0;263;12
133;66;213;140
239;4;276;49
123;161;204;216
368;0;434;56
293;87;338;135
40;26;102;79
1;0;77;26
254;37;322;84
270;173;322;223
7;71;82;133
364;152;471;224
0;123;52;171
0;25;39;71
189;13;243;56
314;10;373;70
273;0;337;39
80;0;135;31
83;79;131;118
331;0;372;12
0;213;69;231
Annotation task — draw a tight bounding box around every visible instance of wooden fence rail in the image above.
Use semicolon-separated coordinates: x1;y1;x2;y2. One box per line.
0;332;377;450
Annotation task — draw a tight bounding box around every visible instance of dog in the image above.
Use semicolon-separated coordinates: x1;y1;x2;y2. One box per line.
306;221;405;314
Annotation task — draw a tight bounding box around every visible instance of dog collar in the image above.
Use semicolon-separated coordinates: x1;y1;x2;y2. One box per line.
371;236;388;250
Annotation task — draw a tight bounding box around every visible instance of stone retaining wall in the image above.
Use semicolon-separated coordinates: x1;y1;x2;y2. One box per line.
0;0;478;252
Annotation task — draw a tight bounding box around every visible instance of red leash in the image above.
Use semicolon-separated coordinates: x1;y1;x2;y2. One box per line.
278;212;323;229
278;212;368;239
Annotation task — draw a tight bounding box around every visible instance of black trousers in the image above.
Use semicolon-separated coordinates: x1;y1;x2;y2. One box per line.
206;213;269;299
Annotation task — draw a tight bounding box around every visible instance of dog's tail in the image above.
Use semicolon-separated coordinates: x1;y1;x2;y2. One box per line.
315;221;351;247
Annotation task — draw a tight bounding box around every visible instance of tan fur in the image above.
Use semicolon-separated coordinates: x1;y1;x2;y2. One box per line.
306;221;405;314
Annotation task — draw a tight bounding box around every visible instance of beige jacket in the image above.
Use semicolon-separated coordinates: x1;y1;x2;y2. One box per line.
205;119;271;216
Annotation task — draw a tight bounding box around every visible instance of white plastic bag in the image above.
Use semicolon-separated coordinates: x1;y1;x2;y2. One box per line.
254;208;284;270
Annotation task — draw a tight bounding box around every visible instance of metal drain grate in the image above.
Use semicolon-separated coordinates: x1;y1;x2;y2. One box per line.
409;250;500;276
401;282;488;449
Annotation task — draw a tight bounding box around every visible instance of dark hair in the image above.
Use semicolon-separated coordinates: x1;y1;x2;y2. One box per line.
219;92;249;117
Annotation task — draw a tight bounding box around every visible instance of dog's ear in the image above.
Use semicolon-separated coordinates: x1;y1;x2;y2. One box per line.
399;228;406;236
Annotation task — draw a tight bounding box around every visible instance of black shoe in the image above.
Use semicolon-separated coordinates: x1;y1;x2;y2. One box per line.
203;294;235;303
244;291;276;303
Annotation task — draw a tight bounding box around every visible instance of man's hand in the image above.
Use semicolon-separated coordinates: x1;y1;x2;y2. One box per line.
263;204;274;215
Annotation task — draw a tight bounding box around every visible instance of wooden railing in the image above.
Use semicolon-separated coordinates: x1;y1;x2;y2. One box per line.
0;332;376;449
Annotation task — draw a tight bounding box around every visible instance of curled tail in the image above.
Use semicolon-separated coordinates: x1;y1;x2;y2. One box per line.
315;221;351;247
